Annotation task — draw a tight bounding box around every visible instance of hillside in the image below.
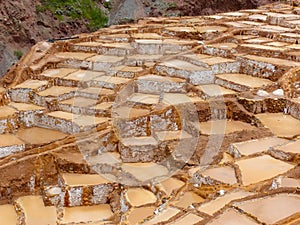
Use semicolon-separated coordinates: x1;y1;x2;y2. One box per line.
0;0;276;76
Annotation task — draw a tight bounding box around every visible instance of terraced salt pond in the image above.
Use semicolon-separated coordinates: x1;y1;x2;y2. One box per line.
0;2;300;224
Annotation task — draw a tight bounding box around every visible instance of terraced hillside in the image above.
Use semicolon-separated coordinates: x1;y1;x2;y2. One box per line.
0;0;275;76
0;2;300;225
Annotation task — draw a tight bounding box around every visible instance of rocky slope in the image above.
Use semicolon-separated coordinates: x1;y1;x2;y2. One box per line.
0;0;109;76
108;0;279;24
0;0;276;76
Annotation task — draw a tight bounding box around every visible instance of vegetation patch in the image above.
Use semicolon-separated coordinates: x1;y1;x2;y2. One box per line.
38;0;108;31
13;50;23;60
166;2;177;10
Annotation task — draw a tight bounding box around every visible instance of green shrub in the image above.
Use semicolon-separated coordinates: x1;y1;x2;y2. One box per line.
14;50;23;60
103;0;112;10
166;2;177;10
36;4;46;13
39;0;108;31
